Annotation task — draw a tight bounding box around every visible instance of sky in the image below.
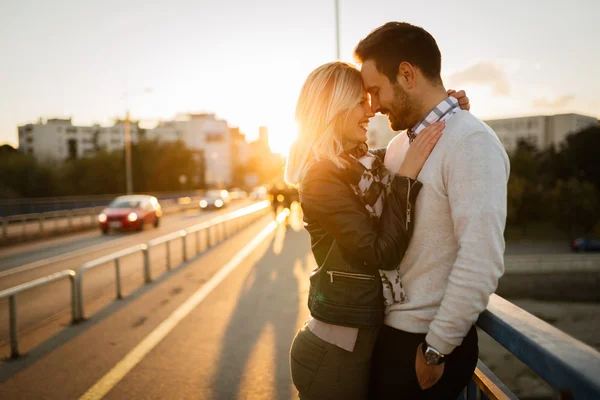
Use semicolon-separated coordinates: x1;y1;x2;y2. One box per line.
1;0;599;154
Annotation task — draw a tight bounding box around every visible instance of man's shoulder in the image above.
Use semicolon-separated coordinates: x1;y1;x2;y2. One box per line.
444;111;504;149
446;110;494;136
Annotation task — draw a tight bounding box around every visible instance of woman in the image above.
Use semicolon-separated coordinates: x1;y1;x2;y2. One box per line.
285;61;468;400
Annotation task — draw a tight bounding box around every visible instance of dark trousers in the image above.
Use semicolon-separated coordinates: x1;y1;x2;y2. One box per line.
369;325;479;400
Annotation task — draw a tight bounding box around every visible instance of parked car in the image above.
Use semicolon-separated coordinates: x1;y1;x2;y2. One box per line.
571;237;600;252
199;190;230;210
98;195;162;234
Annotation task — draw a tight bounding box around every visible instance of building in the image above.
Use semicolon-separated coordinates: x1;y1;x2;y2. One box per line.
18;118;140;162
484;113;598;154
144;113;232;187
364;112;599;154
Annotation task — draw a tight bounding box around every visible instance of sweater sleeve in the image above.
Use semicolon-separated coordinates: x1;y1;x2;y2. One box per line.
425;132;510;355
300;160;422;272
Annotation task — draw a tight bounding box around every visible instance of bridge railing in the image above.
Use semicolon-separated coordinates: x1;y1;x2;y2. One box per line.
460;294;600;399
73;200;270;322
1;201;271;357
0;270;77;358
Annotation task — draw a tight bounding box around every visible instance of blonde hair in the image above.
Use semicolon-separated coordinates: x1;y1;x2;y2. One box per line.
284;61;365;187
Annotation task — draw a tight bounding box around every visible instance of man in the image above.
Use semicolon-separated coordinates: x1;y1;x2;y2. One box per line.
354;22;510;399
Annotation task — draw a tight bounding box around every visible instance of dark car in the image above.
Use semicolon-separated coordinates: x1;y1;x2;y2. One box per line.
571;237;600;252
98;195;162;234
199;190;230;210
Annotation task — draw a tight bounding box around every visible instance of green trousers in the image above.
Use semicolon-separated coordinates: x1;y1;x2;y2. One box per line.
290;322;380;400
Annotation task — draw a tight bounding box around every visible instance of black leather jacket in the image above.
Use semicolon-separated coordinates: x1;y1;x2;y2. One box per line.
300;149;422;327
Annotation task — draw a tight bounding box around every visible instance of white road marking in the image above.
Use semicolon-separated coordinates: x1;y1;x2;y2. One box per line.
78;210;287;400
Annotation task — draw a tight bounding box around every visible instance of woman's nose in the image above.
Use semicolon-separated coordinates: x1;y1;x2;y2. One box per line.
370;99;380;114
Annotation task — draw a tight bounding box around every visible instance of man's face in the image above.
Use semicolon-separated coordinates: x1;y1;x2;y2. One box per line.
360;60;416;131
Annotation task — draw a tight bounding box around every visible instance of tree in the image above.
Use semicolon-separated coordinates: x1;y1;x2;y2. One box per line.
559;125;600;190
549;178;600;239
0;151;58;198
507;139;546;233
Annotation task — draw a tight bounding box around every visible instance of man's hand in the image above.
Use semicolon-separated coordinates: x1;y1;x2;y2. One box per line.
415;343;445;390
448;89;470;111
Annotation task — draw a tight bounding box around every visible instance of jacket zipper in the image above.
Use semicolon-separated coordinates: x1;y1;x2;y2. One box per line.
405;177;417;231
327;270;376;283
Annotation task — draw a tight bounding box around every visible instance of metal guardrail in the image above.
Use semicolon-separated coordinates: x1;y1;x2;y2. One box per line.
0;269;76;358
1;201;271;358
73;200;270;322
1;206;105;239
462;294;600;399
74;244;149;321
0;196;204;242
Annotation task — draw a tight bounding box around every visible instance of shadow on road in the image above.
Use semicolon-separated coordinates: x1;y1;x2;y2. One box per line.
211;208;311;400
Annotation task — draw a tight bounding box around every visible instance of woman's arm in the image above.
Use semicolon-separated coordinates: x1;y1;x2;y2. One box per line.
301;161;421;272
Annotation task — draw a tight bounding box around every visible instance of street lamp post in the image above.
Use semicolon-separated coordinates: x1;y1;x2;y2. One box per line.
122;88;152;195
124;110;133;194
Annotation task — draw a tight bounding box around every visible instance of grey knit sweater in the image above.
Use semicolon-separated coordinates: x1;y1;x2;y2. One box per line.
383;110;510;354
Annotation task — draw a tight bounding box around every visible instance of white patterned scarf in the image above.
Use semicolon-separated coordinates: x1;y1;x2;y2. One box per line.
343;143;408;308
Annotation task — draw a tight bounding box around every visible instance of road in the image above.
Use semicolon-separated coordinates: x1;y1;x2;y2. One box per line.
0;199;257;354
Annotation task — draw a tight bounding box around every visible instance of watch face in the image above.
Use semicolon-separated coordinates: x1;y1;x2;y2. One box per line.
424;348;441;365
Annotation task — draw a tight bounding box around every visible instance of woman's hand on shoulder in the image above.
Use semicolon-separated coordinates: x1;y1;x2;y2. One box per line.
448;89;470;111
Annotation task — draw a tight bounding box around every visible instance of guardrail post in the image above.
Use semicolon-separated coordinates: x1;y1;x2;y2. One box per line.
2;217;7;239
166;241;171;271
9;295;19;358
143;244;151;284
70;274;77;324
206;226;212;249
21;216;26;237
181;231;188;262
115;258;122;299
39;215;44;233
195;231;200;255
75;272;85;322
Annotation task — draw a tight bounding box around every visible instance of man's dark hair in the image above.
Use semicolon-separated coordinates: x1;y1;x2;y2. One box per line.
354;22;443;85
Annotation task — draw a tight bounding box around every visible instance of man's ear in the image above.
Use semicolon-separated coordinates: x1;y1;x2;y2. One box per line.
397;62;417;89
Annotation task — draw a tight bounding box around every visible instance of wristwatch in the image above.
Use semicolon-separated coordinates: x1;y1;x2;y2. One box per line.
422;342;446;365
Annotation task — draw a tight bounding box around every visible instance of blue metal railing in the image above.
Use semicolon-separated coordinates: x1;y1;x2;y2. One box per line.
461;294;600;399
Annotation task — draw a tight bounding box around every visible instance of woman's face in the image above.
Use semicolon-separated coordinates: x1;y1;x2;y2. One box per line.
341;91;374;148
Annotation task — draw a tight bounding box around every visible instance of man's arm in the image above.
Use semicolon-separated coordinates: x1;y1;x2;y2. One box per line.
425;131;510;355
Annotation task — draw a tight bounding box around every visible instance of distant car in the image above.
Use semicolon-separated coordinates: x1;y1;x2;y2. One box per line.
249;186;268;200
571;237;600;252
98;195;162;234
228;187;248;200
199;190;230;210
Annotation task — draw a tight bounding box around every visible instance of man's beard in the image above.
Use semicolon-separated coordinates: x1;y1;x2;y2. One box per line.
383;83;416;132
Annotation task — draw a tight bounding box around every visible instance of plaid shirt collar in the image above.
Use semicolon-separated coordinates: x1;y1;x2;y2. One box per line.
407;96;460;144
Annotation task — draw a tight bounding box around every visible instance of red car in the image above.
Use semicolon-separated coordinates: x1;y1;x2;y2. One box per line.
98;195;162;234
